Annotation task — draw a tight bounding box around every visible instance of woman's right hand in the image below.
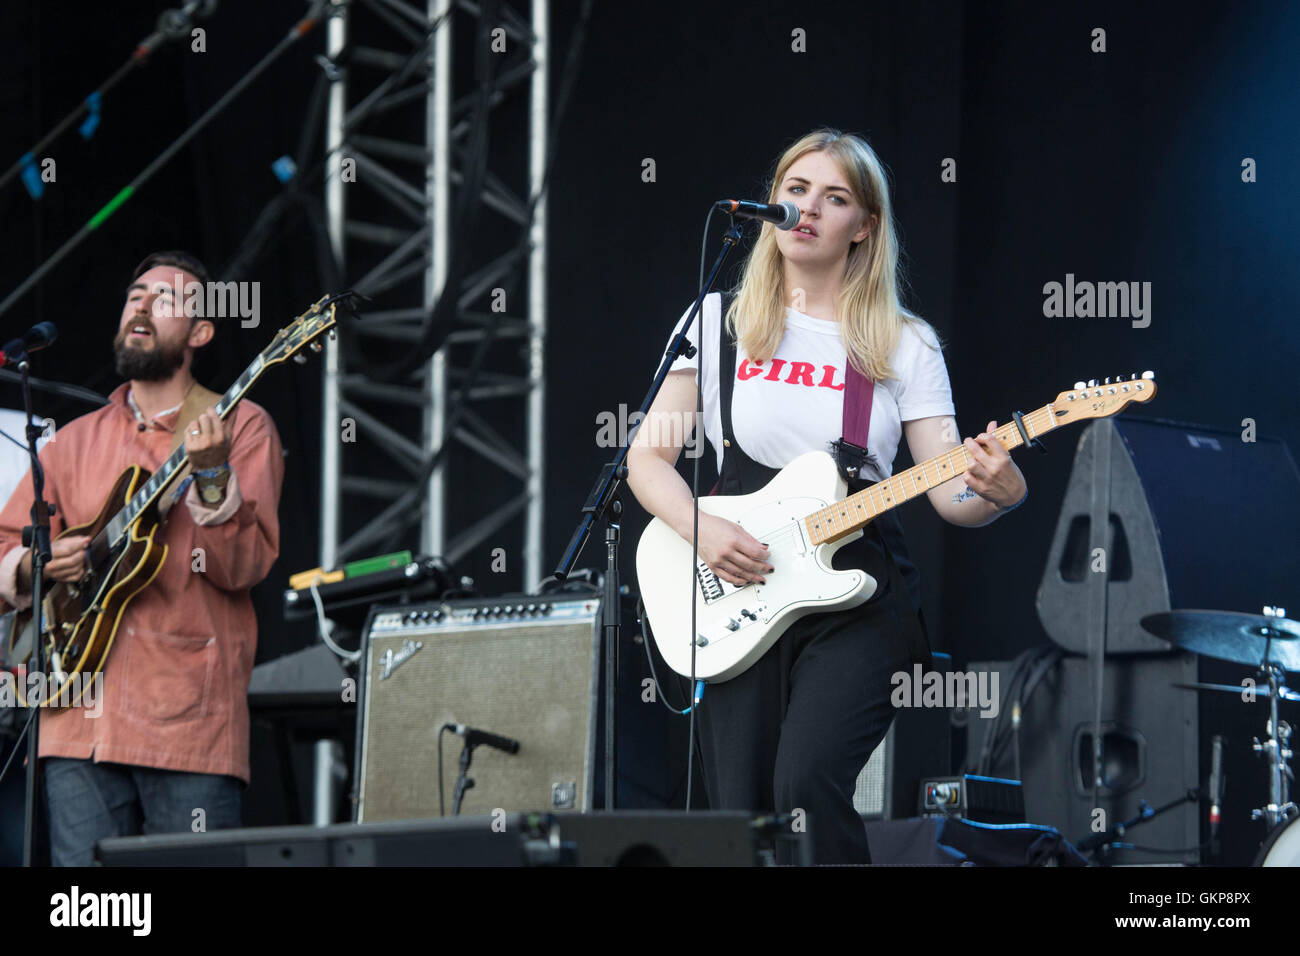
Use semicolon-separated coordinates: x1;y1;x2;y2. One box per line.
690;513;773;588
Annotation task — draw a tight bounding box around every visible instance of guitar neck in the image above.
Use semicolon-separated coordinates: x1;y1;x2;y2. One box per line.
109;356;267;543
804;402;1059;545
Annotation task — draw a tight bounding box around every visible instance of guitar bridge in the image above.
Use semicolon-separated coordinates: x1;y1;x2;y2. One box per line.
695;560;724;602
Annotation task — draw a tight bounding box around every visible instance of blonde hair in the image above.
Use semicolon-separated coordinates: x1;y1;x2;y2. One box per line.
726;128;933;381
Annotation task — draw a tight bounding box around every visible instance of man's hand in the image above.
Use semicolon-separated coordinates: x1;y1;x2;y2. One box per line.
962;420;1027;509
185;407;233;471
19;534;91;590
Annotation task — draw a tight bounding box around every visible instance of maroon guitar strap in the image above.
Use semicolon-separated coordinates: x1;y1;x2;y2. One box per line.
835;353;875;481
842;358;874;448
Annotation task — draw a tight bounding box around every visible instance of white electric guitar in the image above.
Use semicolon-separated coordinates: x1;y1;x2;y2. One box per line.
637;373;1157;682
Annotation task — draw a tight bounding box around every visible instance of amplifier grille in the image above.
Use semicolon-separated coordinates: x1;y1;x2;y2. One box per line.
356;600;599;822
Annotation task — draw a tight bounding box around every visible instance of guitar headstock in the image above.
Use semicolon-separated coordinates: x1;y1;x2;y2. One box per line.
1052;371;1157;423
261;291;365;368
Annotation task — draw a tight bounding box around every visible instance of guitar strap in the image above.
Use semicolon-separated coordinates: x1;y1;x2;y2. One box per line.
835;358;875;479
158;381;223;502
169;381;224;452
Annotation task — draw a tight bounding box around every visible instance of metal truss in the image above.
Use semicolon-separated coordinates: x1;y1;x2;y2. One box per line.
319;0;547;586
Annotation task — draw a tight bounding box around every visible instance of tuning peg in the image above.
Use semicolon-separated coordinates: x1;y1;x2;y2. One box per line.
310;340;323;353
1087;379;1097;388
329;328;337;340
1141;370;1154;380
1073;381;1086;390
293;353;308;365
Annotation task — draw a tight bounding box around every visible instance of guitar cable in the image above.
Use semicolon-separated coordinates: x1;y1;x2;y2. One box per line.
635;595;703;715
308;577;360;663
0;700;40;788
682;205;720;813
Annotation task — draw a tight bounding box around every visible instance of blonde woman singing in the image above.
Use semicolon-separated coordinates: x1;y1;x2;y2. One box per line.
627;129;1027;864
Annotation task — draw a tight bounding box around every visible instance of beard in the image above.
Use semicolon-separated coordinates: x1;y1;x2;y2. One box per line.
113;330;187;382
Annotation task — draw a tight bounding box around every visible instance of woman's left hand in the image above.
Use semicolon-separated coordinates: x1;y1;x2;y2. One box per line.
962;420;1027;510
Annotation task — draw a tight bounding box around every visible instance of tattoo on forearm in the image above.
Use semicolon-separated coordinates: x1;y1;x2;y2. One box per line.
952;485;979;504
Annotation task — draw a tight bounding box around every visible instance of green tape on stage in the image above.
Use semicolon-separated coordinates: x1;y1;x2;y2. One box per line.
344;550;413;579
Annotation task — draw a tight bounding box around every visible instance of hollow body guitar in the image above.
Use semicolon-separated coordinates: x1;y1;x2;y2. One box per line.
636;374;1157;683
6;294;350;706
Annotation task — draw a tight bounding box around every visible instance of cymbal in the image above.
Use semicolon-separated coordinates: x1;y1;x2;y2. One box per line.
1140;610;1300;671
1173;681;1300;702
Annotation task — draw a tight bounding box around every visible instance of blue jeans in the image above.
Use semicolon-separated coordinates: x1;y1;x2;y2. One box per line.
43;758;242;866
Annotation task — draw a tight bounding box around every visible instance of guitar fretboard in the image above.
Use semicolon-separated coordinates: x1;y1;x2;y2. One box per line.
804;403;1057;545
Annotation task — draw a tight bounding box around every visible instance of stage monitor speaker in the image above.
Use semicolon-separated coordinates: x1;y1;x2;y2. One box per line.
96;811;783;867
853;654;952;819
967;654;1200;865
1036;418;1300;654
354;596;600;822
98;816;541;866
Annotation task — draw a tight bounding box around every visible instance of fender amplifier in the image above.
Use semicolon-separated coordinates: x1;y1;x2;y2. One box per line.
354;596;601;822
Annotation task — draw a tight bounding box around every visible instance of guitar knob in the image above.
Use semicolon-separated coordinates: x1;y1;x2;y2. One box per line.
1141;370;1154;380
1073;382;1086;390
310;341;323;353
293;353;308;365
1087;379;1097;388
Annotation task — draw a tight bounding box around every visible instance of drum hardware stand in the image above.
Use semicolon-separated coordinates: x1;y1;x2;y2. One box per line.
1251;656;1296;830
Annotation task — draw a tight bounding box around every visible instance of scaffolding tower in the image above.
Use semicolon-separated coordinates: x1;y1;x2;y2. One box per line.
314;0;547;822
320;0;546;579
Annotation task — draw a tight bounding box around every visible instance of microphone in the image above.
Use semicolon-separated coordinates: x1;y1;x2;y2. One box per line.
1208;734;1224;839
715;199;801;230
444;723;520;755
0;322;58;367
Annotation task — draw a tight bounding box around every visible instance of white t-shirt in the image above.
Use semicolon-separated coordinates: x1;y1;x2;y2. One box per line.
659;293;955;481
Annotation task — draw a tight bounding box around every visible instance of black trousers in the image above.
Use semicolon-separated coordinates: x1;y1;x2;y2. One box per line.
692;532;918;865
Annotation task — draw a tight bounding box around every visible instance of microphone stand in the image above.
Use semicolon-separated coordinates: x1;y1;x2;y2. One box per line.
451;741;476;817
550;215;744;810
16;356;53;866
1073;788;1200;864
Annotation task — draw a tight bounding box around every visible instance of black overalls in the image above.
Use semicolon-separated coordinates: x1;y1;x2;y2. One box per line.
689;302;932;865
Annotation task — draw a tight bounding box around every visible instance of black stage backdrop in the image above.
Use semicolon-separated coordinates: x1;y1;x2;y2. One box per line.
1;0;1297;832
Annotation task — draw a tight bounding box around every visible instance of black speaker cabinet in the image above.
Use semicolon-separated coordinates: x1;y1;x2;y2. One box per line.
354;597;600;822
1037;418;1300;654
967;654;1200;865
96;811;783;866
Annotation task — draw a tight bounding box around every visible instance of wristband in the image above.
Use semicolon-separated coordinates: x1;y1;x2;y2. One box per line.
1000;488;1028;513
